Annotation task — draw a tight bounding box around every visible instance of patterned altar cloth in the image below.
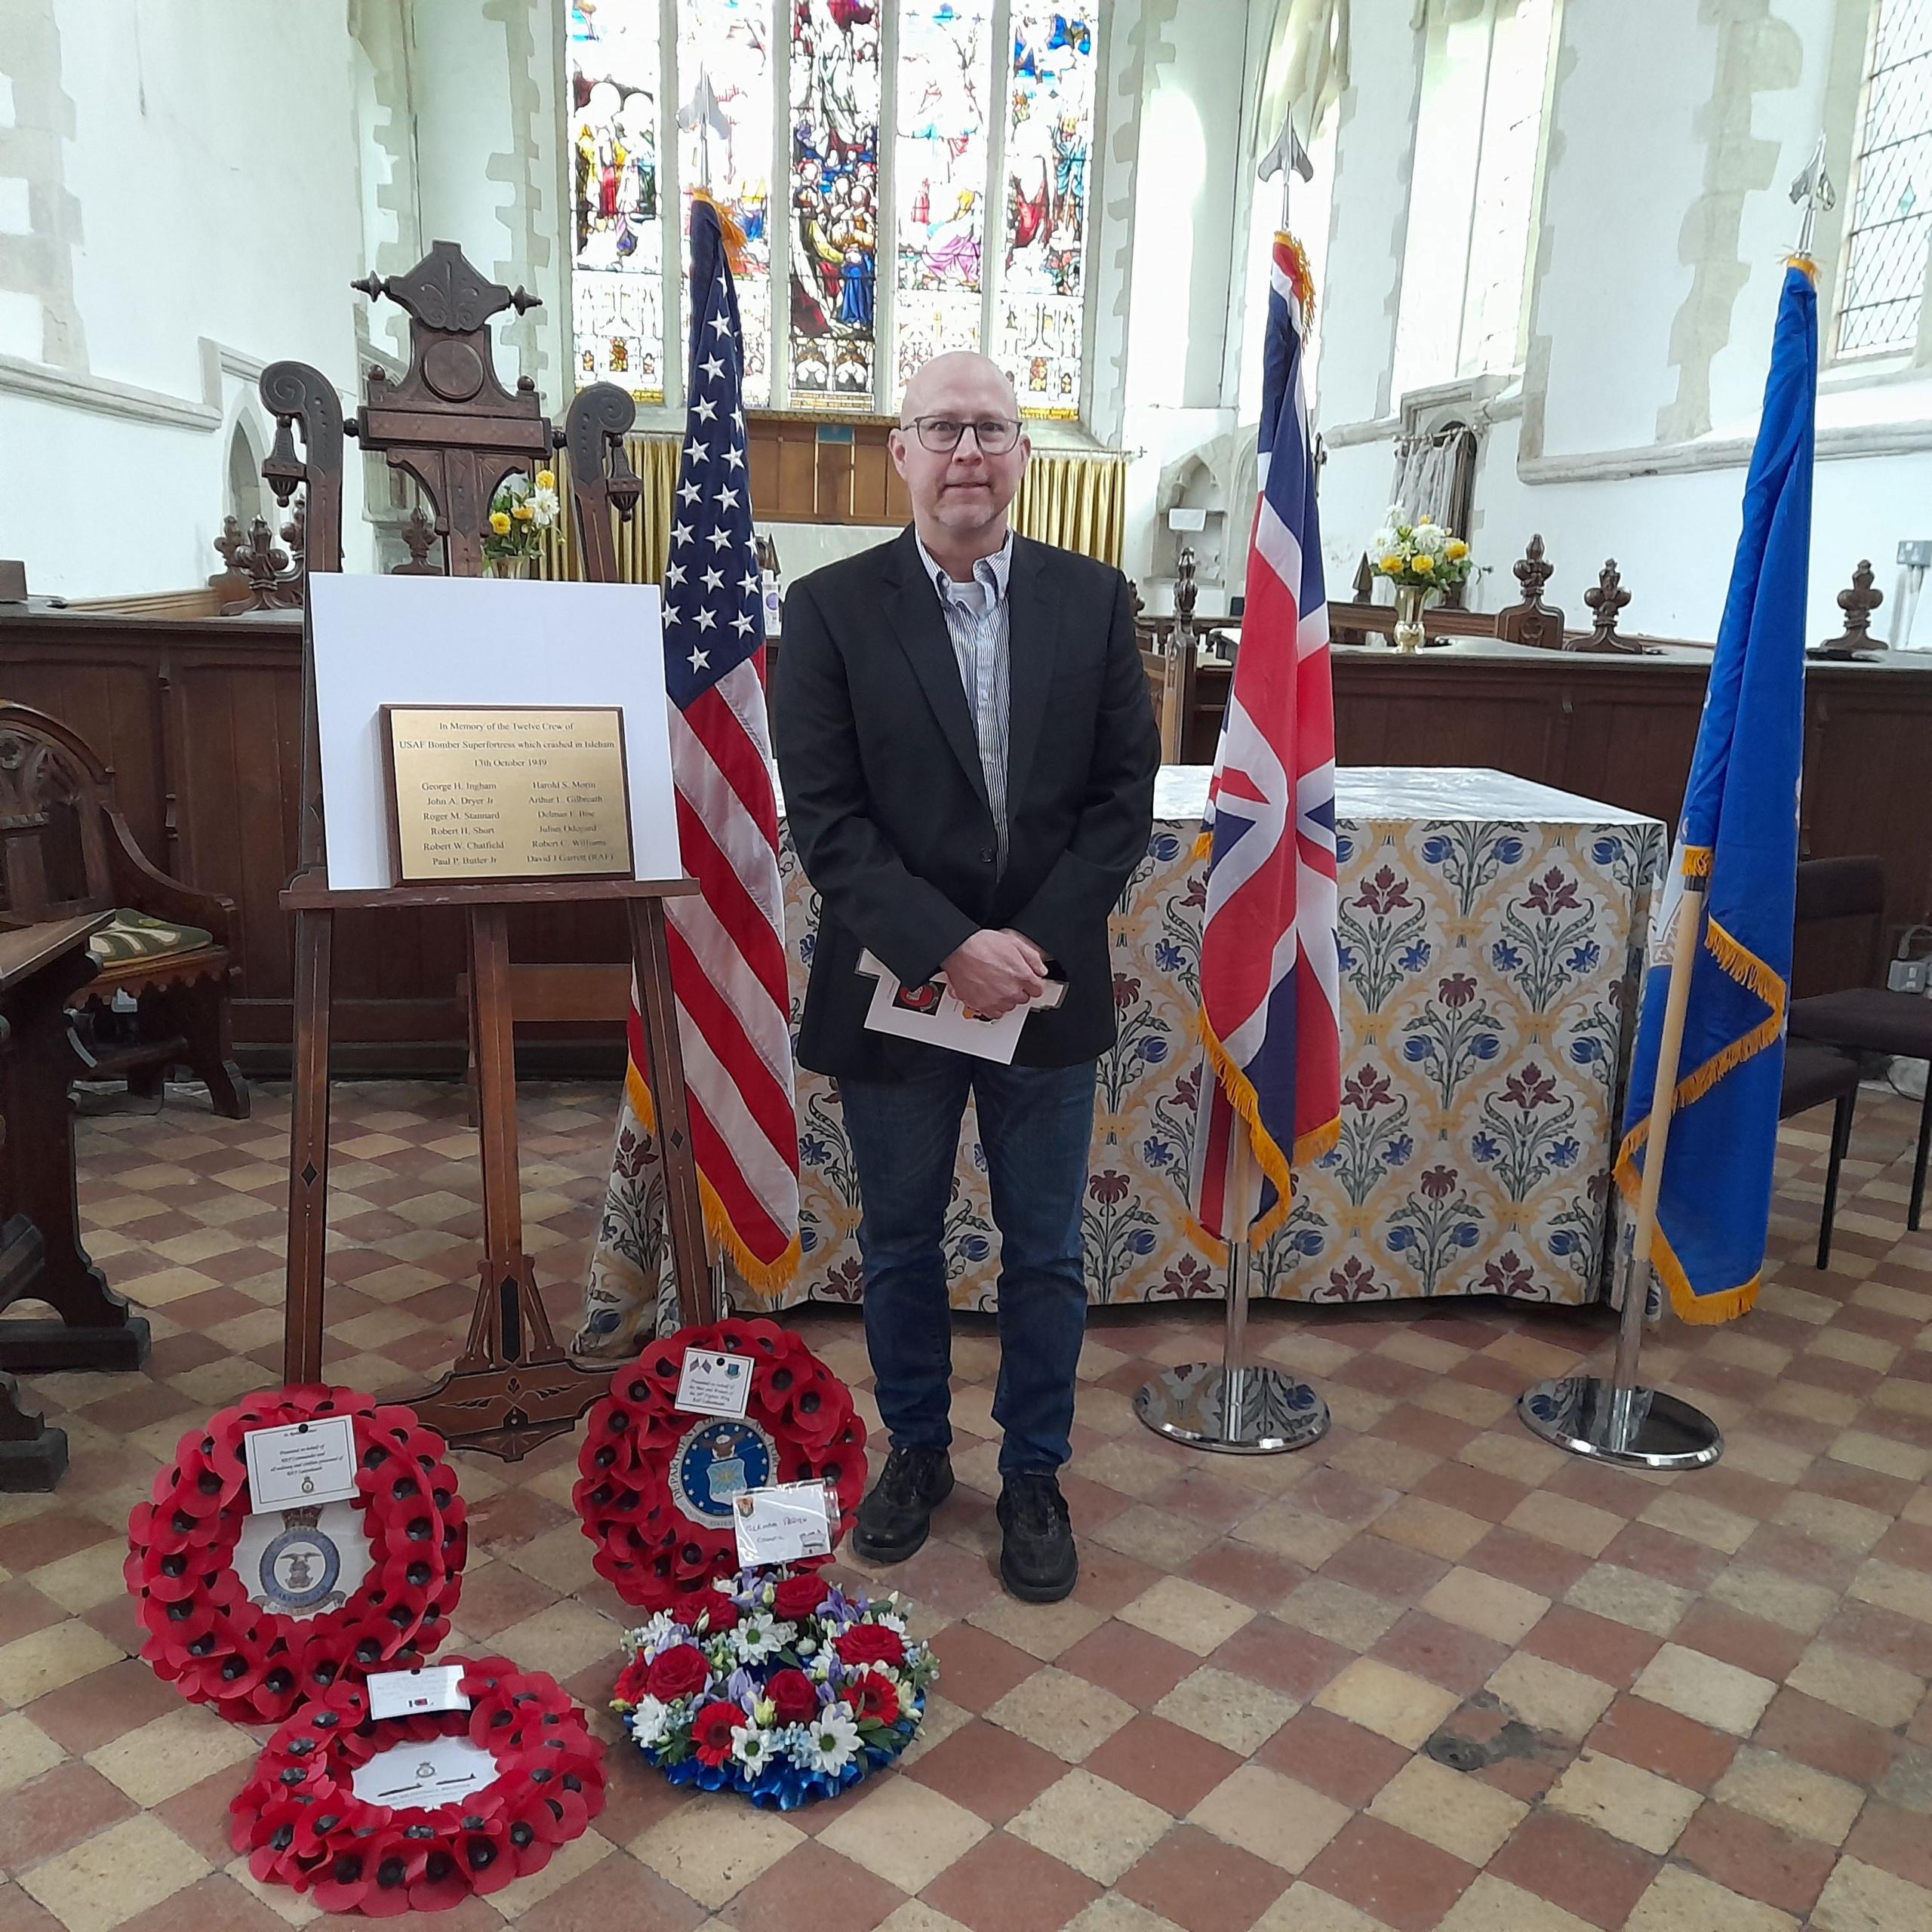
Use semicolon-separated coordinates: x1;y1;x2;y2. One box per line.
577;768;1664;1349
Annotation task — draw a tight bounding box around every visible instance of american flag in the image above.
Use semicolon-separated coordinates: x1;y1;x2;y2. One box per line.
626;195;799;1289
1189;232;1341;1243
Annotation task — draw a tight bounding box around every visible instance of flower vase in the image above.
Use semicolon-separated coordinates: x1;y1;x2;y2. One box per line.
1393;583;1429;654
485;555;533;580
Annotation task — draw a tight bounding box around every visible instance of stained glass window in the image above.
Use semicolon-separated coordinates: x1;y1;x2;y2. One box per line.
894;1;995;398
568;0;666;403
565;0;1106;420
995;6;1097;419
678;0;774;406
788;0;882;405
1837;0;1931;358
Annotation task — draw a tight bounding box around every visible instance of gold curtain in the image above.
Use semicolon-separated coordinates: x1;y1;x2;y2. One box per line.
1012;451;1128;568
537;435;682;583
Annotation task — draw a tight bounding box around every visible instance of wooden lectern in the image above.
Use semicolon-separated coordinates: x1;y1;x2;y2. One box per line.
261;242;709;1458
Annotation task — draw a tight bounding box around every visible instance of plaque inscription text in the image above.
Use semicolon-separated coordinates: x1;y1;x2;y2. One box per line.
380;704;635;884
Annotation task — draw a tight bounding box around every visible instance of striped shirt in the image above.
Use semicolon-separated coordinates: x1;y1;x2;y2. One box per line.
917;530;1014;870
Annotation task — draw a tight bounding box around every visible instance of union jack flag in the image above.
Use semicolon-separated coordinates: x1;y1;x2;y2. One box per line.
627;195;799;1289
1189;232;1341;1242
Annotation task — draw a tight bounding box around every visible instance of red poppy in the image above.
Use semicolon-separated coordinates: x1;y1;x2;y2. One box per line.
766;1668;820;1724
854;1672;901;1724
645;1643;711;1703
574;1317;866;1614
773;1573;833;1622
691;1700;742;1767
836;1624;906;1669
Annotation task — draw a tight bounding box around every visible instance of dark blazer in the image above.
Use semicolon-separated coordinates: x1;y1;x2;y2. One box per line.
775;525;1160;1079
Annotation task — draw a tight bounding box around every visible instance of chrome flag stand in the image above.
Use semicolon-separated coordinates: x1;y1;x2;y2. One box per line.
1517;875;1722;1471
1135;1135;1330;1456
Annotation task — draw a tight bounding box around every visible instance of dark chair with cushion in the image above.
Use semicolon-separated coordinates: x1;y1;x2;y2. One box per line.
0;701;246;1117
1788;856;1932;1230
1780;1040;1861;1268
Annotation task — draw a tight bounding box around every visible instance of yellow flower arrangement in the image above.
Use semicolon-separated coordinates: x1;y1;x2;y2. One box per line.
481;470;561;564
1364;508;1474;592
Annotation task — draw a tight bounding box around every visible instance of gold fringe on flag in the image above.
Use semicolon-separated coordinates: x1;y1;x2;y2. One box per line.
626;1063;801;1297
1275;230;1317;328
1609;898;1789;1324
691;189;749;275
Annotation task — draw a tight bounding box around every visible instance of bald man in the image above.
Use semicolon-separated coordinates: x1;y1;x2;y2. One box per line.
775;353;1158;1602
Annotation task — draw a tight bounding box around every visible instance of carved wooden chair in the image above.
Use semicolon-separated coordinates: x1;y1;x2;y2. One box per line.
0;702;246;1116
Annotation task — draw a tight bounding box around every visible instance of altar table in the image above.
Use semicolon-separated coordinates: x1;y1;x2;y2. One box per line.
577;768;1664;1347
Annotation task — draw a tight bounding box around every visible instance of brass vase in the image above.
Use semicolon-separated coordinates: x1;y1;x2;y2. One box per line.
484;554;534;580
1393;582;1429;654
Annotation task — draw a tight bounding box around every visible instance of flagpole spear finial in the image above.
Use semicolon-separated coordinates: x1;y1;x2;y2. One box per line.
1257;109;1314;234
678;68;727;197
1789;132;1836;263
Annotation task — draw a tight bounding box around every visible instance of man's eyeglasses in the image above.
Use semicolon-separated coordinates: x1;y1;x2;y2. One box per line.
902;415;1023;455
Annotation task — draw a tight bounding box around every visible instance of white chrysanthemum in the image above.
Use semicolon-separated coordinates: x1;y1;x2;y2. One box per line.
733;1613;789;1665
731;1721;778;1771
1371;527;1396;553
794;1703;860;1774
871;1609;908;1636
1411;522;1444;555
629;1696;675;1747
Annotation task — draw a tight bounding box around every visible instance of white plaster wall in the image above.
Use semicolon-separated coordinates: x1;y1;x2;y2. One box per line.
1;0;373;595
1310;0;1932;646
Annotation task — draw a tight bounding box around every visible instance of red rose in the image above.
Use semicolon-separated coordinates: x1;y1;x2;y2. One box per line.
613;1657;651;1706
691;1700;741;1768
773;1574;832;1622
645;1644;711;1703
766;1668;820;1724
855;1672;900;1724
835;1623;906;1669
699;1595;740;1632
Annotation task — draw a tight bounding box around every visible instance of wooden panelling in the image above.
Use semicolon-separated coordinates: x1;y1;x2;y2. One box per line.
5;607;1930;1071
745;414;908;525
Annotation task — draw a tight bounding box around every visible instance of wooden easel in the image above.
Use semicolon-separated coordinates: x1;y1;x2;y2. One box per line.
261;242;710;1459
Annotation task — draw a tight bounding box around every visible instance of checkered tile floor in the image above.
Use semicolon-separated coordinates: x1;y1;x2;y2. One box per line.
2;1079;1931;1932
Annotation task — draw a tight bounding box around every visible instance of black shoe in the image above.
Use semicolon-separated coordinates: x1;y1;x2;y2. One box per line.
998;1470;1078;1603
853;1446;954;1563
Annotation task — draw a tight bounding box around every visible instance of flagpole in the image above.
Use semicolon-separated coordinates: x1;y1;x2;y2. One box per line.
1134;1128;1331;1455
1517;876;1723;1470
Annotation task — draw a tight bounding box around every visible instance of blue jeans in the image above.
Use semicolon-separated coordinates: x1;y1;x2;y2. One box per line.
840;1051;1095;1475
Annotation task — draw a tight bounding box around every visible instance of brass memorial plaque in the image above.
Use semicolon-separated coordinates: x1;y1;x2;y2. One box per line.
380;704;635;884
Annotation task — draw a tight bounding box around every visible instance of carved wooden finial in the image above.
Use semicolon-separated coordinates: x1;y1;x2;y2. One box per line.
1494;532;1565;649
392;503;443;576
1514;534;1552;601
1174;546;1198;634
1352;551;1375;601
1815;559;1884;655
211;514;302;613
1571;557;1640;654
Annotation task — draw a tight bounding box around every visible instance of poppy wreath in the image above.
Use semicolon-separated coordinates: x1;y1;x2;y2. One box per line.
231;1655;604;1917
574;1316;866;1612
614;1567;937;1808
125;1386;467;1727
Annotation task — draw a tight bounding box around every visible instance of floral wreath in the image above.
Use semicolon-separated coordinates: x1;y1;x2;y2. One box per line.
574;1317;866;1611
231;1656;604;1917
125;1386;467;1727
615;1566;937;1808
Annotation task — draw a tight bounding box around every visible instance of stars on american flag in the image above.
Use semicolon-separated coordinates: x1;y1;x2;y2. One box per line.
663;268;763;712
